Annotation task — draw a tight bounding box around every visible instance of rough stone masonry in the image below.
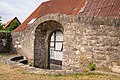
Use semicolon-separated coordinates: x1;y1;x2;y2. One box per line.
10;13;120;72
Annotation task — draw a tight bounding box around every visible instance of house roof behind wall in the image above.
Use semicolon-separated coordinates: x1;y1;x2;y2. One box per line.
3;17;21;29
79;0;120;18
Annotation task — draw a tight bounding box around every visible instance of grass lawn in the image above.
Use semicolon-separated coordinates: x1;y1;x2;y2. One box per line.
0;62;119;80
0;54;120;80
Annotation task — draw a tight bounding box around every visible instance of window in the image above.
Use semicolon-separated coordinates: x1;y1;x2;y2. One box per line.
28;18;36;24
50;31;63;60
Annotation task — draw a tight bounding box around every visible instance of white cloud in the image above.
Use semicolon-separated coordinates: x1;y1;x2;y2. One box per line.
0;0;47;23
0;2;20;23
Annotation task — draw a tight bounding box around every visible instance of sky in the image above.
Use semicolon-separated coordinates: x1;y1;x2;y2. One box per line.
0;0;48;23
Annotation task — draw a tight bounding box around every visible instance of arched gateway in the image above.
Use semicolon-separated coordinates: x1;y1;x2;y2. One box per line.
34;20;64;70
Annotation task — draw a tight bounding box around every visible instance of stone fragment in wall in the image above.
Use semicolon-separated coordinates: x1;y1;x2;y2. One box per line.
15;41;19;44
111;66;120;73
18;45;22;48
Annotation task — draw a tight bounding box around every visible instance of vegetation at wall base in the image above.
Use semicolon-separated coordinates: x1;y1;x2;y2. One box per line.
88;63;96;71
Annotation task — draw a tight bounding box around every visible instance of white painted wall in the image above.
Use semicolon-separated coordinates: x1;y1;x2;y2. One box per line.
50;31;63;61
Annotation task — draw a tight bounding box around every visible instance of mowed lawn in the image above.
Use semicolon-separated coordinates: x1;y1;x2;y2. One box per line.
0;62;120;80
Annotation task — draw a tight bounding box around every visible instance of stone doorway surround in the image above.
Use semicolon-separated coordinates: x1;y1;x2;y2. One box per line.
34;20;64;69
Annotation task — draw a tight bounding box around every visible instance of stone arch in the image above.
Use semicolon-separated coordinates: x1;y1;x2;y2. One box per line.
34;20;64;69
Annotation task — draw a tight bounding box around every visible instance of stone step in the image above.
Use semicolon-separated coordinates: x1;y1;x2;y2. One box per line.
19;59;28;64
10;56;24;62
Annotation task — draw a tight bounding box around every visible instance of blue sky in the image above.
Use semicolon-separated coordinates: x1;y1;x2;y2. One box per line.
0;0;48;23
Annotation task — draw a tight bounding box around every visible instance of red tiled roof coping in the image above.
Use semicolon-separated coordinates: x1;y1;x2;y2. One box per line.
14;0;85;32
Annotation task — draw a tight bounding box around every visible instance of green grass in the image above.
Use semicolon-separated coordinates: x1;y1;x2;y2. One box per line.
0;54;120;80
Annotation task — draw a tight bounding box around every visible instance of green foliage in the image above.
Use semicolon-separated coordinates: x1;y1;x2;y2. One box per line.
0;17;5;30
5;20;19;31
88;63;96;71
0;16;1;21
54;74;64;77
0;23;4;30
0;17;20;32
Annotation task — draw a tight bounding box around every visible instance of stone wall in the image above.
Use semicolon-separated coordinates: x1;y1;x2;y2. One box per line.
0;32;11;53
11;14;120;72
77;17;120;71
11;26;36;64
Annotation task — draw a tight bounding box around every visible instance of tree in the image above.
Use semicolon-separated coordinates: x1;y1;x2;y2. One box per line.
0;16;1;21
0;17;5;30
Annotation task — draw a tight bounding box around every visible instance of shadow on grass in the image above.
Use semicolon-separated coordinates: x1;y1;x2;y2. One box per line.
53;72;103;77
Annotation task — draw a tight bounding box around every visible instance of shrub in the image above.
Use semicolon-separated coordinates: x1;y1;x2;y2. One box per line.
88;63;96;71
